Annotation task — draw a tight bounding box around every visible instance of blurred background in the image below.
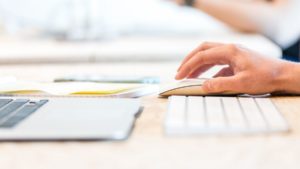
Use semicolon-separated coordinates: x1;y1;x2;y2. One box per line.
0;0;228;39
0;0;233;63
0;0;298;63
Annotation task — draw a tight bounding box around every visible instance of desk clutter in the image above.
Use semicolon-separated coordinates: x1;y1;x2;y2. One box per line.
0;76;291;139
0;76;145;141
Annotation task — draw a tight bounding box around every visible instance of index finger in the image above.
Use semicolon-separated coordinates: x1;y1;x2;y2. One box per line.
176;44;236;80
177;42;223;72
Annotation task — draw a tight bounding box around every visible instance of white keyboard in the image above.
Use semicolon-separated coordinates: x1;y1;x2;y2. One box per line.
165;96;289;135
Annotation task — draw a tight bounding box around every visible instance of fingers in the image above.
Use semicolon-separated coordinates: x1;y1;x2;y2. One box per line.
187;64;214;78
177;42;223;72
202;75;242;93
213;67;234;78
176;44;237;80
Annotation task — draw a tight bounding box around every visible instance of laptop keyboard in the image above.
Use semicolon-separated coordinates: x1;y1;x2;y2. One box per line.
165;96;289;135
0;99;48;128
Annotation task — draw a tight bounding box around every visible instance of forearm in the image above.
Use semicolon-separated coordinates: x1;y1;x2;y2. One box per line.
193;0;280;33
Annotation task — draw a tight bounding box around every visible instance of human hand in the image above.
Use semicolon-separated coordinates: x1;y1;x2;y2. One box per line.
175;42;292;95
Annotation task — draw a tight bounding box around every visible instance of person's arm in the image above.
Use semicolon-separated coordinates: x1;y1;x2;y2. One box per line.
176;42;300;94
174;0;300;48
189;0;286;33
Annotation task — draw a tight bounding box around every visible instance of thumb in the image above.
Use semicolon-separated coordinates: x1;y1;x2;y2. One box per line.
202;76;240;94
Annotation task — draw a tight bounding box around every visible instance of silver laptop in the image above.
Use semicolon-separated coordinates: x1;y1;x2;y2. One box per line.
0;97;141;141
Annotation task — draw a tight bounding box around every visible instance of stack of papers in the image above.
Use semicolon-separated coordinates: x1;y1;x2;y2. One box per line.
0;80;158;98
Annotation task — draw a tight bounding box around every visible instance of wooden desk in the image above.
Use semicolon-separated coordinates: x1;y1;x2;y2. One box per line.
0;62;299;169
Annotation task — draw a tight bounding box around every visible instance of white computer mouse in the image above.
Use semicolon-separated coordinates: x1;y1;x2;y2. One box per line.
159;78;237;97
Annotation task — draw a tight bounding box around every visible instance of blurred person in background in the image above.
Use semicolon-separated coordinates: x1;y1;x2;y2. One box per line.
0;0;229;40
174;0;300;61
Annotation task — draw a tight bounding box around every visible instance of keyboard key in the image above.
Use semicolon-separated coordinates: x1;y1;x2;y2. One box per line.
165;96;186;129
0;99;29;120
186;96;206;129
165;96;289;135
0;100;48;128
205;97;226;129
222;97;247;130
255;98;288;131
0;99;13;109
237;97;267;130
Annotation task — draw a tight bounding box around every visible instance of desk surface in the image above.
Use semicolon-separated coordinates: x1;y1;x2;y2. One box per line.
0;33;281;64
0;62;299;169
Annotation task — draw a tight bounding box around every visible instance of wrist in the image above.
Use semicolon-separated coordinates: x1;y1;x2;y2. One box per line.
273;61;300;94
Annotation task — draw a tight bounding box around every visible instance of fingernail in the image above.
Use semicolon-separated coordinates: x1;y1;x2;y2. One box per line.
175;73;181;80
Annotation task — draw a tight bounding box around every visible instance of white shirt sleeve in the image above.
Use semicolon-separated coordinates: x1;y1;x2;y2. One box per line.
261;0;300;48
